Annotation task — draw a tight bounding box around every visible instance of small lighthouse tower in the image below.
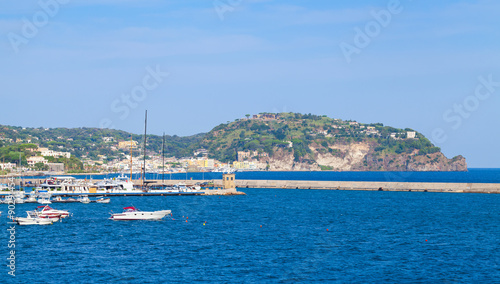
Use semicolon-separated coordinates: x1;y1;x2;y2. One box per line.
222;173;235;189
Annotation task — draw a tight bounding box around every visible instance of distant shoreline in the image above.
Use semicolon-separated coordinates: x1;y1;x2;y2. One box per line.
4;168;492;179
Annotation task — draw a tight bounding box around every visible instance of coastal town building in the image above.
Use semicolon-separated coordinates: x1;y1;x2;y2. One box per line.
232;161;257;170
237;151;251;161
0;162;16;170
118;141;138;149
47;163;65;172
238;151;269;161
27;156;48;166
193;149;208;157
252;113;278;120
37;147;71;158
102;137;115;143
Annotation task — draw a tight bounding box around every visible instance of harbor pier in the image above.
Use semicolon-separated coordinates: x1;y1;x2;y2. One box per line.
2;178;500;194
145;179;500;194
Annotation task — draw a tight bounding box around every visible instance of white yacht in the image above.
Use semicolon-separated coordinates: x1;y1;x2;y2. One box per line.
109;206;171;221
95;174;135;192
38;177;90;193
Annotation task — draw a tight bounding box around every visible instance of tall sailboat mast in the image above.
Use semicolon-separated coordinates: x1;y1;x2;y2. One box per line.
162;132;165;184
142;110;147;188
130;136;133;182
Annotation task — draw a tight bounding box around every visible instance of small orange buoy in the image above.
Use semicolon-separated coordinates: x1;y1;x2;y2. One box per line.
186;220;188;223
425;239;428;242
260;225;262;228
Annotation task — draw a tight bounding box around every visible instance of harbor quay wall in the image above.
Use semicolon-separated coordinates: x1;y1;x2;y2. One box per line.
2;178;499;194
141;179;500;194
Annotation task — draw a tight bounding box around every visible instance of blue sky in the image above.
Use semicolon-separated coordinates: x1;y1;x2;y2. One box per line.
1;0;499;167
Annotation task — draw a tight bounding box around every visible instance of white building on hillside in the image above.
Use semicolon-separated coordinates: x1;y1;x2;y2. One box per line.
27;156;48;167
0;162;16;170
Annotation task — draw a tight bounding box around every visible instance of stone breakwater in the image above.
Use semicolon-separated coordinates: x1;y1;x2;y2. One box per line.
148;179;500;194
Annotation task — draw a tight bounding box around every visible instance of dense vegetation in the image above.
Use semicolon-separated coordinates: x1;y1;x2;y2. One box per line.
0;126;203;163
200;113;442;163
1;112;448;167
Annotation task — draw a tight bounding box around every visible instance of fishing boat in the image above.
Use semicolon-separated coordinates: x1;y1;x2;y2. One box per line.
109;206;171;221
78;195;90;204
96;196;111;203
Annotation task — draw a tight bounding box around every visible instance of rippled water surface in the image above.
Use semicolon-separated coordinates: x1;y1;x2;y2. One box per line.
1;189;499;283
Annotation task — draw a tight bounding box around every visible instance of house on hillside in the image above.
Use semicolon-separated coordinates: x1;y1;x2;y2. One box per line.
27;156;48;167
252;113;278;120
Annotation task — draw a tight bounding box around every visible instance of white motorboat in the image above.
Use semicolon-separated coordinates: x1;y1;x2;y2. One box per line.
174;183;201;193
37;192;52;204
14;210;56;225
26;210;61;222
14;216;53;226
96;196;110;203
109;206;171;221
78;195;90;204
13;191;26;203
26;191;37;202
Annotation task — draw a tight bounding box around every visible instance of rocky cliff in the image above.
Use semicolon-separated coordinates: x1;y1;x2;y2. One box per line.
251;142;467;171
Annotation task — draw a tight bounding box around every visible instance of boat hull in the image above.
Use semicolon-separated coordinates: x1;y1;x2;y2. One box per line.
14;217;53;225
109;210;171;221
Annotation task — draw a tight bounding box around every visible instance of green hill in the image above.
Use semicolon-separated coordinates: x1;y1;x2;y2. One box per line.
199;113;466;171
0;112;467;172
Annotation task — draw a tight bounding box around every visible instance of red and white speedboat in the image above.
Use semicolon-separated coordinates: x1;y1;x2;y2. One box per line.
109;206;171;221
36;205;71;219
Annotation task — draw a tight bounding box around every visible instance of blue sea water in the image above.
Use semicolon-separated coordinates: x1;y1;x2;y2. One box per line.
31;168;500;184
1;188;499;283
